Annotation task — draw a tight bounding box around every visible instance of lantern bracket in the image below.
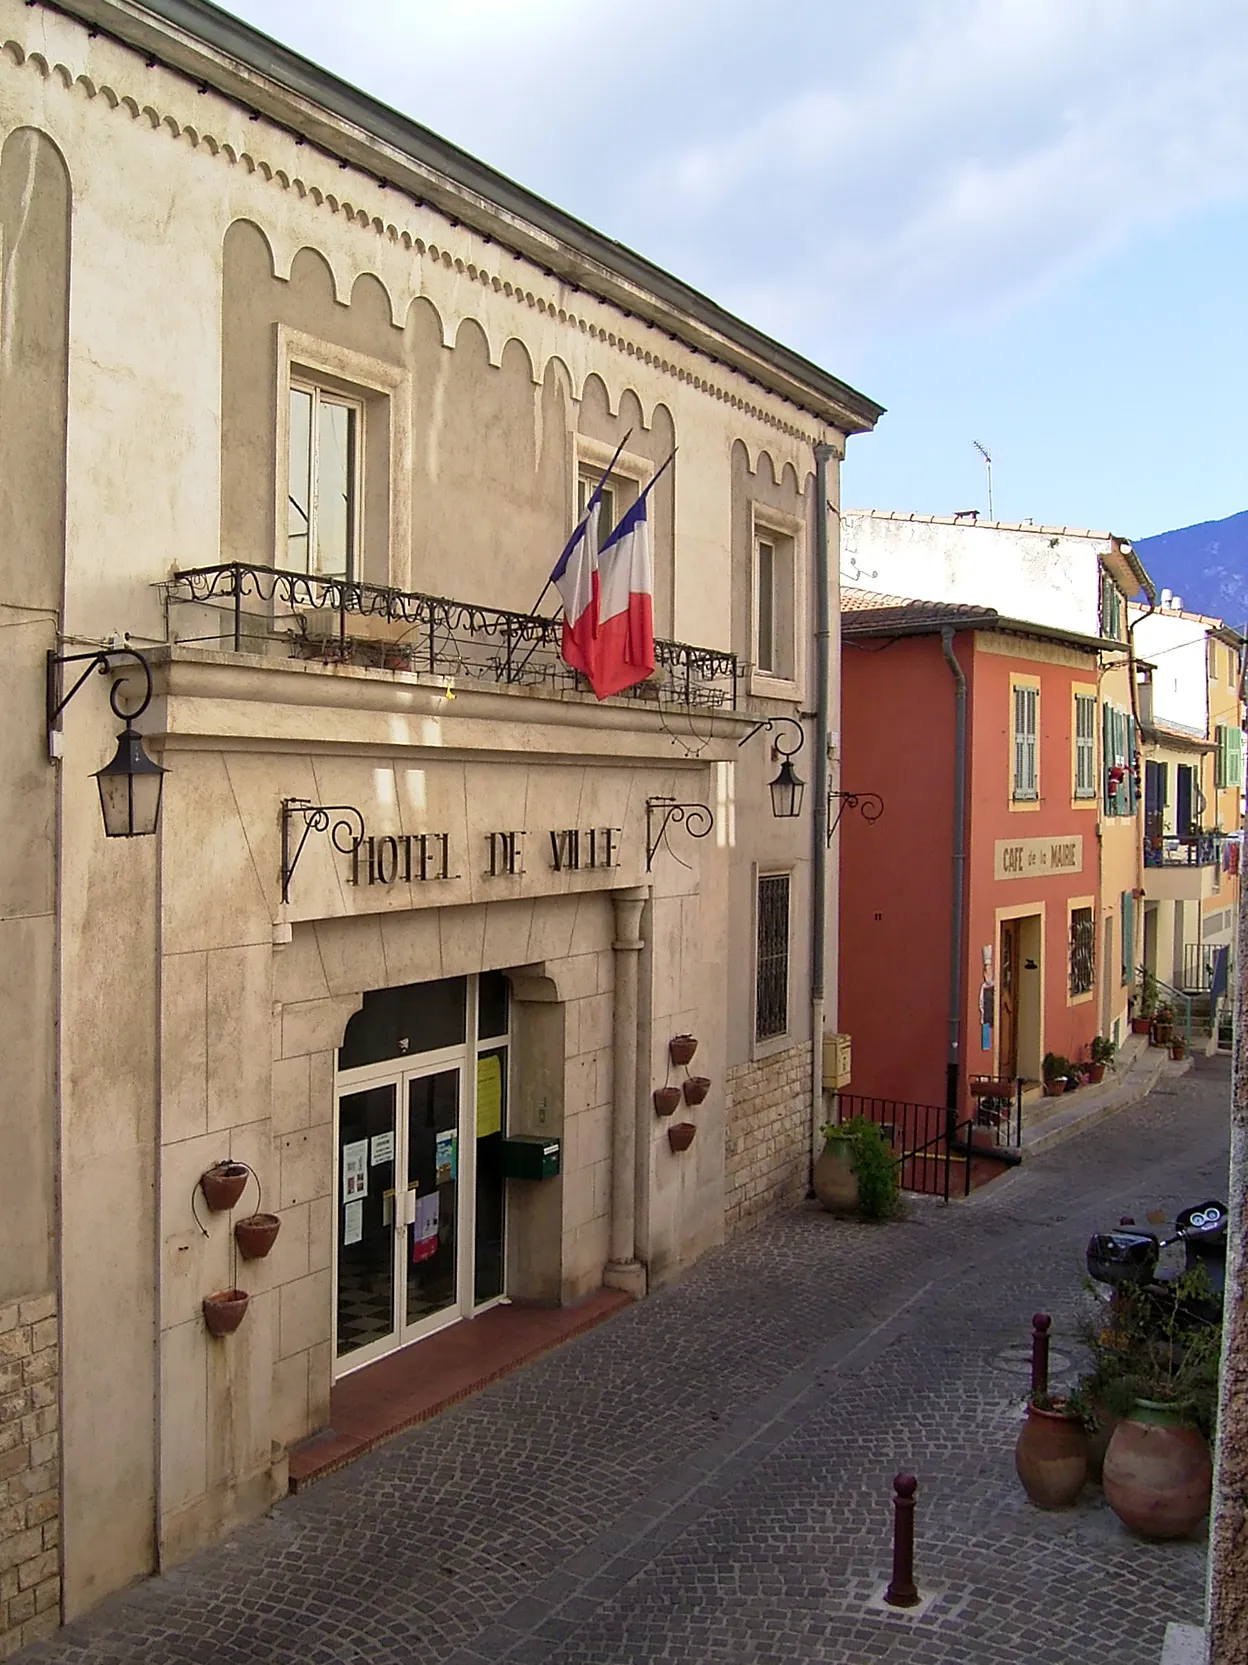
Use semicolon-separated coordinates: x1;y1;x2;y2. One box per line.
827;789;885;845
645;797;714;871
736;715;805;761
46;646;154;756
281;798;366;904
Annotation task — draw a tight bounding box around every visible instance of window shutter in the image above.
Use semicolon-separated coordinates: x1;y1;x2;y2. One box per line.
1126;715;1138;812
1121;889;1134;985
1102;702;1114;812
1232;727;1245;789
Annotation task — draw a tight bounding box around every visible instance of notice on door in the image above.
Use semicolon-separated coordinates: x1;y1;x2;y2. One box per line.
993;835;1083;882
476;1056;503;1139
370;1131;394;1166
435;1130;457;1186
342;1140;369;1202
343;1198;364;1246
412;1192;439;1263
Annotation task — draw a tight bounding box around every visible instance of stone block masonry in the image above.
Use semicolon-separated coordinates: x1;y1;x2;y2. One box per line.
724;1043;812;1236
0;1291;60;1659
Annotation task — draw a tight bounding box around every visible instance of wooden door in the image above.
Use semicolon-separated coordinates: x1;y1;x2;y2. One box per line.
999;919;1021;1079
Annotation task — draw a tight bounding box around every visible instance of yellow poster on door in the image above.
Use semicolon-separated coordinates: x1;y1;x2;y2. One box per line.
476;1054;503;1139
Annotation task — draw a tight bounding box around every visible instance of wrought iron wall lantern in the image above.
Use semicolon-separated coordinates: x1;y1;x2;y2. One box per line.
827;789;885;845
281;798;365;904
737;716;806;819
46;647;167;838
645;798;714;871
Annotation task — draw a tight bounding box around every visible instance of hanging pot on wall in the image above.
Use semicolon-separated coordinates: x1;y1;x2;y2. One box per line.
653;1086;683;1117
669;1035;698;1067
200;1161;251;1212
682;1076;711;1107
234;1213;282;1261
667;1122;697;1153
202;1289;251;1338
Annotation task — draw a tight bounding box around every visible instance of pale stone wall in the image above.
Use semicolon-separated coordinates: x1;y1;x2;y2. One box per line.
0;1291;60;1655
723;1044;812;1236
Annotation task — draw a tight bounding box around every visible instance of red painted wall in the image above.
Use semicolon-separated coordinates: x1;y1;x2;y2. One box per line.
964;641;1100;1083
838;633;962;1107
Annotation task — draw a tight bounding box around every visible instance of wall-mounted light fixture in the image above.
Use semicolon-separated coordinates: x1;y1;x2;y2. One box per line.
47;648;167;838
645;798;714;870
737;716;806;819
827;789;884;845
281;798;365;903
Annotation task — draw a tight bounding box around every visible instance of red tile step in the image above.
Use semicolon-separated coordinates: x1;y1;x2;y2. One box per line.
287;1289;633;1490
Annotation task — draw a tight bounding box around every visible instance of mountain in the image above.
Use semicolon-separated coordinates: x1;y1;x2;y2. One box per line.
1133;510;1248;626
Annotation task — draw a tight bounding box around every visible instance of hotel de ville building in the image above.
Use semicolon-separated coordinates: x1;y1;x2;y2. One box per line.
0;0;881;1642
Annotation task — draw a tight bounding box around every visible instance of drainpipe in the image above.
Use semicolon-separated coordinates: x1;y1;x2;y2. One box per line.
810;441;835;1189
939;627;967;1143
1124;572;1156;992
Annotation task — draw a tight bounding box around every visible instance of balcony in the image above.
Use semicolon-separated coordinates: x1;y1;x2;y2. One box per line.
1143;831;1227;869
166;563;739;712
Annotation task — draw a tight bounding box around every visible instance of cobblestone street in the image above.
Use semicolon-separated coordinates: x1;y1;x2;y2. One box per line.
23;1058;1229;1665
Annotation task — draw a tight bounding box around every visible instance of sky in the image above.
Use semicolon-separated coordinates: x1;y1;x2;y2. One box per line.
227;0;1247;542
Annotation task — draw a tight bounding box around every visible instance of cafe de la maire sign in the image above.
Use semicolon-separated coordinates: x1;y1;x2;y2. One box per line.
993;835;1083;883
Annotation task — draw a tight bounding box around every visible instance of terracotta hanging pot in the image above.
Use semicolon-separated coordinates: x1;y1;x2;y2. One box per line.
202;1289;250;1338
1014;1399;1088;1509
200;1161;250;1212
653;1086;682;1117
234;1213;282;1261
669;1035;698;1067
667;1122;697;1153
682;1076;711;1107
1103;1401;1212;1539
812;1132;859;1216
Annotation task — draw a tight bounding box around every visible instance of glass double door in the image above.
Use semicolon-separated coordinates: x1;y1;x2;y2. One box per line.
335;1049;507;1373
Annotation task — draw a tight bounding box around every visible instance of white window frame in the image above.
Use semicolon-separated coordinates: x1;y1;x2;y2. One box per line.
750;503;804;700
572;435;650;543
275;326;412;589
1012;682;1039;802
287;379;364;579
1074;692;1097;799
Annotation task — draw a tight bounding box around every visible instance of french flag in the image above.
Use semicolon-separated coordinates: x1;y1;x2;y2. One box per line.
550;491;602;688
591;487;656;699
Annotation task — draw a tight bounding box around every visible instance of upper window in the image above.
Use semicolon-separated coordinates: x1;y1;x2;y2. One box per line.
755;872;791;1042
1216;724;1245;790
752;525;796;685
1012;685;1039;800
1074;694;1097;798
288;382;361;579
577;470;618;543
756;536;777;673
1100;575;1124;641
1103;705;1136;815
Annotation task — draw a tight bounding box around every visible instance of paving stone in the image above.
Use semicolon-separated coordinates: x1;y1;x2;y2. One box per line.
14;1057;1228;1665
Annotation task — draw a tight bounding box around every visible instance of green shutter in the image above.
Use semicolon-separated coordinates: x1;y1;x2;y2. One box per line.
1126;715;1138;812
1121;889;1134;985
1103;702;1114;812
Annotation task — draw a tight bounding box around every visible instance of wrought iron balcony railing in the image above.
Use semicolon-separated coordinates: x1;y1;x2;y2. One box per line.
1143;831;1227;869
166;563;739;712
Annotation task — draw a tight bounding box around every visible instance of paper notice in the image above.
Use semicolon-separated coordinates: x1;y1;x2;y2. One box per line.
370;1130;395;1166
411;1191;439;1263
342;1139;369;1203
435;1129;456;1186
343;1198;364;1246
476;1055;503;1139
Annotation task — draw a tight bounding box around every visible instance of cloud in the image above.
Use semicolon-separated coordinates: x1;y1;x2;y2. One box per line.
234;0;1248;356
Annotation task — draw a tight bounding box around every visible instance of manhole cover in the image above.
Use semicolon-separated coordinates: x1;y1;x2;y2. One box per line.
991;1342;1071;1374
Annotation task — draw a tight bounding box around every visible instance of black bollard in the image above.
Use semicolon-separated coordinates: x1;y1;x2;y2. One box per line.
1030;1312;1051;1399
883;1473;919;1608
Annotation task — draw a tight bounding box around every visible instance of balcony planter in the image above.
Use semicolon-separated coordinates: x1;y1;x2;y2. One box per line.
682;1076;711;1107
667;1121;697;1153
653;1086;682;1117
202;1289;250;1338
234;1213;282;1261
669;1035;698;1067
200;1161;250;1212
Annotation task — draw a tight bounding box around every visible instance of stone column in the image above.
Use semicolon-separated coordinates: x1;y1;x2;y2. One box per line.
603;886;647;1297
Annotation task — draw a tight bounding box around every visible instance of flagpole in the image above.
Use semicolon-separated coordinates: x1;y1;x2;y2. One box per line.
511;429;635;678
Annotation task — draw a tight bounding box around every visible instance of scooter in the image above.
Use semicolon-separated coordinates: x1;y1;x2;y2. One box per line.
1086;1200;1228;1326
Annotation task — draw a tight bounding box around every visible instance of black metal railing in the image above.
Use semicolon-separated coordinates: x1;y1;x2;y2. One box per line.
835;1084;1025;1202
1143;831;1227;869
166;562;739;711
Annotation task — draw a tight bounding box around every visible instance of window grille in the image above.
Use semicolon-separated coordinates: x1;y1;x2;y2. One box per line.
1070;906;1094;998
755;874;790;1041
1074;694;1096;797
1013;685;1038;799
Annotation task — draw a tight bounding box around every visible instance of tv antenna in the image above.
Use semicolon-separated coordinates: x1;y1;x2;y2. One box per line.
973;440;993;521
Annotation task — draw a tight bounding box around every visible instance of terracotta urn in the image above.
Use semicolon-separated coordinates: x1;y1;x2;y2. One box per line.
667;1121;697;1153
812;1132;859;1215
1084;1402;1121;1485
653;1086;683;1117
234;1212;282;1261
1087;1062;1106;1085
669;1035;698;1067
1014;1399;1088;1509
682;1076;711;1107
1043;1078;1067;1098
202;1289;250;1338
200;1161;250;1212
1103;1401;1212;1539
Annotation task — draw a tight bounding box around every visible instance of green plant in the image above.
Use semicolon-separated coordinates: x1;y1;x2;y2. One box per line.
1042;1052;1071;1082
1139;968;1159;1020
1076;1268;1222;1437
1155;1002;1174;1025
821;1117;899;1220
1090;1035;1116;1066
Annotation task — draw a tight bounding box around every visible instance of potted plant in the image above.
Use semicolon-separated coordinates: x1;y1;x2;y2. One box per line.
1015;1390;1088;1509
1042;1053;1071;1097
1170;1034;1187;1061
1087;1035;1115;1085
1132;969;1158;1034
813;1122;859;1215
1152;1003;1174;1047
814;1118;898;1220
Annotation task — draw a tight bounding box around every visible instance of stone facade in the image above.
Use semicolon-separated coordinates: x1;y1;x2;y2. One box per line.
0;1291;60;1658
723;1044;813;1235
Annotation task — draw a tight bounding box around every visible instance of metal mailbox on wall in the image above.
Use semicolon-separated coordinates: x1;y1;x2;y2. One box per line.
822;1033;852;1090
500;1135;562;1181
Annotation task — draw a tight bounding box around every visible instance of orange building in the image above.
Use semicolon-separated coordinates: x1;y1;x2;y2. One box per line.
839;593;1108;1125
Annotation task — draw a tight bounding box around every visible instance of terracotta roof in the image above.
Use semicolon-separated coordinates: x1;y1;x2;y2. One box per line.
840;587;1112;655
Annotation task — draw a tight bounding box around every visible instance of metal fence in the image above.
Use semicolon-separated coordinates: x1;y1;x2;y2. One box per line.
833;1082;1024;1203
